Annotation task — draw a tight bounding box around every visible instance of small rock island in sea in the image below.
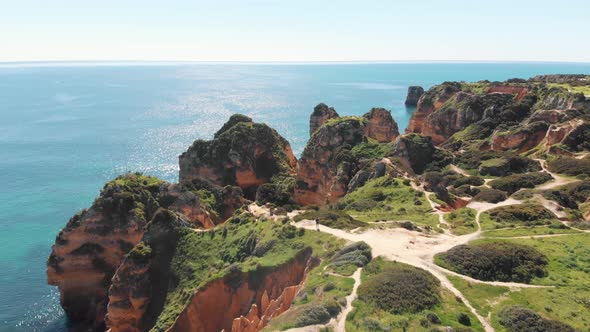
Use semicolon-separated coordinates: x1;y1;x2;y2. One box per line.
48;74;590;332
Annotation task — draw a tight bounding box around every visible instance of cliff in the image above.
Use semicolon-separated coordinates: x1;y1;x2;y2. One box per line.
179;114;297;199
405;86;424;106
310;103;339;136
294;117;367;205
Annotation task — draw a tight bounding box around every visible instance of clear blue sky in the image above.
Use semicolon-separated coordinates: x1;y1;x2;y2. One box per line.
1;0;588;62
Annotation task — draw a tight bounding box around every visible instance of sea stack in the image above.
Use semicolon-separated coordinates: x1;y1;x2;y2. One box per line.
405;86;425;106
309;103;339;136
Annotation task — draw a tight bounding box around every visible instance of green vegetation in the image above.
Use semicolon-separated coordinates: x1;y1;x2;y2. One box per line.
337;177;439;227
265;261;355;330
498;306;576;332
329;242;372;276
446;208;478;235
482;224;578;237
456;150;540;176
548;82;590;97
293;209;365;230
488;172;553;195
357;259;440;314
547;157;590;177
473;188;507;203
152;212;345;331
435;242;548;283
347;258;483;332
482;203;557;229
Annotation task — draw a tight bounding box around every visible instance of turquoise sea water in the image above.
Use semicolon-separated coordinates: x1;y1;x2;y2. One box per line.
1;62;590;331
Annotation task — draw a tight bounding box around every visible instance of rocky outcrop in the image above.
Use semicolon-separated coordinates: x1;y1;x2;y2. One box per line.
491;122;549;152
405;86;424;106
169;248;313;332
406;82;461;134
487;85;528;101
363;108;400;143
47;174;165;328
106;209;183;332
389;134;438;174
295;117;367;205
310;103;339;136
421;92;514;145
179;114;297;199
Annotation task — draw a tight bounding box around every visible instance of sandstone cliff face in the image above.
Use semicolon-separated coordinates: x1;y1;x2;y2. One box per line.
389;134;438;174
491;122;549;153
169;249;312;332
405;86;424;106
363;108;399;143
294;117;366;205
421;92;514;145
406;82;461;134
106;209;183;332
179;114;297;199
47;175;165;328
309;103;339;136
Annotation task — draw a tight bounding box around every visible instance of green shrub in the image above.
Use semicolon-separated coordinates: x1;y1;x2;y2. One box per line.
331;241;372;268
436;242;548;283
498;306;576;332
548;157;590;177
358;259;441;314
457;313;471;326
487;203;556;224
293;305;332;327
473;188;507;203
489;172;553;194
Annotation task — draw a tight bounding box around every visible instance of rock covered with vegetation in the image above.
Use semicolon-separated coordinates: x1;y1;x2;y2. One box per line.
179;114;297;199
309;103;339;136
405;85;424;106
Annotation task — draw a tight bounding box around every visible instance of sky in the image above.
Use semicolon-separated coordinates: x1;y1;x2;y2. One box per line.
0;0;589;63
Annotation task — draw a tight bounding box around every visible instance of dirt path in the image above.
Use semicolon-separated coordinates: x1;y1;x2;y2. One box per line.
535;158;579;190
450;164;471;176
334;268;361;332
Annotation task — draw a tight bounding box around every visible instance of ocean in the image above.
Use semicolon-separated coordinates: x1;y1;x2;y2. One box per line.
1;62;589;331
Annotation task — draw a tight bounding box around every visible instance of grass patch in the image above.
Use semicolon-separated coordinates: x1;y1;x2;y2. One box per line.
482;224;579;238
347;258;484;331
338;177;439;227
446;208;477;235
547;157;590;177
152;213;345;331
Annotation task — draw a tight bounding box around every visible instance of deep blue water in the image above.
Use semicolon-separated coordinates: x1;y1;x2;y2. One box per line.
1;62;589;331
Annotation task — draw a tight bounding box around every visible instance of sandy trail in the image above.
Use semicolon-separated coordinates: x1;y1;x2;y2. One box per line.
334;268;361;332
534;158;579;190
450;164;471;176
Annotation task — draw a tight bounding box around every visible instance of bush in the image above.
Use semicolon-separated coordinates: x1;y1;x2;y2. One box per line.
487;203;556;224
358;260;440;314
498;306;576;332
331;241;372;268
294;305;332;327
489;172;553;195
548;157;590;177
437;242;548;283
457;313;471;326
473;188;507;203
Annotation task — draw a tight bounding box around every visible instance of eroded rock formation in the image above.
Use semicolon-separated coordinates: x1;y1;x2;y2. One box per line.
309;103;339;136
169;248;313;332
295;117;367;205
405;86;424;106
363;108;399;143
179;114;297;199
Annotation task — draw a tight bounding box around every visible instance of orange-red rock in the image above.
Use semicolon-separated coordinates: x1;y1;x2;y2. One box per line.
363;108;400;143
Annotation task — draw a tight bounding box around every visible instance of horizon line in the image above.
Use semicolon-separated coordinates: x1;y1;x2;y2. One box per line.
2;59;590;68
